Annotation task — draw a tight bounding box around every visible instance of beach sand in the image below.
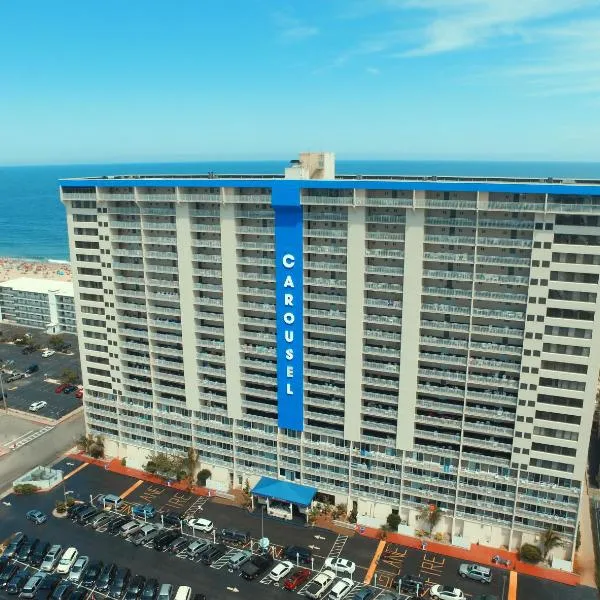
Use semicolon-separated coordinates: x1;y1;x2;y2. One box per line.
0;257;72;284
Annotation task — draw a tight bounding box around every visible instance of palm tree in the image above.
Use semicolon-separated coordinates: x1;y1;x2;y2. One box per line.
183;448;199;489
541;528;563;559
418;504;443;534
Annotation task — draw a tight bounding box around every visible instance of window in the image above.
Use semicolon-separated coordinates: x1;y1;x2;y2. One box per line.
548;289;597;303
537;394;583;409
545;325;592;339
531;443;576;457
536;410;580;425
552;252;600;265
541;360;587;375
529;459;573;473
550;271;599;284
546;308;594;321
533;426;579;442
555;215;600;227
543;343;590;357
539;377;586;392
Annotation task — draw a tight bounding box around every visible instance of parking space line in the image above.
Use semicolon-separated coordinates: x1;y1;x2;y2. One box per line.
120;479;144;499
364;539;386;584
63;461;89;481
327;534;348;560
508;570;517;600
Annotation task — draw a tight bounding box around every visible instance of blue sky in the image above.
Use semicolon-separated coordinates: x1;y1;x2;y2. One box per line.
1;0;600;164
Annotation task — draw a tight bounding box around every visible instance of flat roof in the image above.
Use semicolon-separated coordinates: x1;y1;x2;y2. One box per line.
0;277;74;297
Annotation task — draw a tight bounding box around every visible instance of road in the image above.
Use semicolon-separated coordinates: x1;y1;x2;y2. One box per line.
0;412;84;493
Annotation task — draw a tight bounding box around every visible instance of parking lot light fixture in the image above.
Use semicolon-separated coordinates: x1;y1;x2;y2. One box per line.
397;577;401;593
212;529;216;544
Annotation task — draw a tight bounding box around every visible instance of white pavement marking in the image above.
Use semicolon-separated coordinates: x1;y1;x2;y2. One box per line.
2;429;36;447
184;495;209;518
4;426;54;449
327;534;349;560
211;548;237;570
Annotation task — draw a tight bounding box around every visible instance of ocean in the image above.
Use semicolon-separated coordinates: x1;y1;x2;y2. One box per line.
1;159;599;261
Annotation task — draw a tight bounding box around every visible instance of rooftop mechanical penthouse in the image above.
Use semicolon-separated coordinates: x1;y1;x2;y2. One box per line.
61;152;600;562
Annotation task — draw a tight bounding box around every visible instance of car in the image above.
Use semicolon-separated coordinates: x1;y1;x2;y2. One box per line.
283;568;312;591
217;528;250;545
29;401;48;413
40;544;63;572
0;564;19;589
108;515;131;534
141;578;159;600
26;510;48;524
228;549;252;570
25;364;39;374
96;563;118;592
269;560;294;582
124;575;146;600
17;537;40;562
7;570;29;595
132;504;155;519
6;372;25;382
429;586;467;600
92;512;116;530
31;542;51;567
186;518;213;532
42;350;55;358
458;564;492;583
168;536;190;554
2;532;26;558
22;346;36;355
33;574;61;600
327;577;354;600
54;383;68;394
20;574;45;599
56;547;78;574
132;524;160;547
78;507;102;525
200;543;228;566
241;554;274;580
160;512;182;527
324;557;356;575
75;388;84;399
153;530;180;552
49;582;73;600
185;539;210;558
303;569;336;599
392;573;425;594
353;587;376;600
109;567;131;599
67;556;89;582
0;556;10;575
67;502;90;520
82;560;104;587
63;385;78;394
283;545;312;564
157;584;173;600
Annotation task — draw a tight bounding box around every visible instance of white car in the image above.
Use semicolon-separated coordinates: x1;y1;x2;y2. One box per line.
56;547;78;574
29;401;47;412
68;556;89;582
328;577;354;600
324;557;356;575
41;349;55;358
186;517;214;532
268;560;294;582
429;585;466;600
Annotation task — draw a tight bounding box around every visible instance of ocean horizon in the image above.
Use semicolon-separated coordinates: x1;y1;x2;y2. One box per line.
1;159;599;261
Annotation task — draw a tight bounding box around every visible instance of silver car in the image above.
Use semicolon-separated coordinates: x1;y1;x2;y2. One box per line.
458;563;492;583
68;556;90;582
40;544;63;572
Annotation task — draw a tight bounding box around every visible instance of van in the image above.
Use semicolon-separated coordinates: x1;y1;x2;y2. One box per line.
100;494;124;509
56;547;78;574
174;586;192;600
157;583;173;600
120;520;142;538
228;549;252;570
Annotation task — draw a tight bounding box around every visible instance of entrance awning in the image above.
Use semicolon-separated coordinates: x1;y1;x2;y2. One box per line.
251;477;317;508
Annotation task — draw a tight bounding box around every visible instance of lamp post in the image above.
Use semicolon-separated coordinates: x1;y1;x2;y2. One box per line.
63;484;74;506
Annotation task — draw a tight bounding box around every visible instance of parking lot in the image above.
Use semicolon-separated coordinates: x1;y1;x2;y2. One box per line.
1;458;597;600
0;337;81;420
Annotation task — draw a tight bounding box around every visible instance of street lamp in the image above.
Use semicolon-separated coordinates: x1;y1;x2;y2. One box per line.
63;483;74;506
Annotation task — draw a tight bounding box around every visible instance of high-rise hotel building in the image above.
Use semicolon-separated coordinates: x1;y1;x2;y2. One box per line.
61;153;600;560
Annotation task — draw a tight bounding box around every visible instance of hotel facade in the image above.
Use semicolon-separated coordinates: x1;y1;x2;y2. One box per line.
61;153;600;560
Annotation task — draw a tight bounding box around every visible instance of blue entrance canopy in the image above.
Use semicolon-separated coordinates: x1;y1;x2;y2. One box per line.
251;477;317;508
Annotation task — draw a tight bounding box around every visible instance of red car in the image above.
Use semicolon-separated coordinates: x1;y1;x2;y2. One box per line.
75;388;84;399
283;568;311;591
55;383;68;394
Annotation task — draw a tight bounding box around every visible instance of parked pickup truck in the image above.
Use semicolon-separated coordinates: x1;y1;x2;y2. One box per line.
240;555;274;581
304;569;336;599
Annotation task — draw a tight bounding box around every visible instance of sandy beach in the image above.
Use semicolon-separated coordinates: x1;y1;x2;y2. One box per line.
0;257;72;284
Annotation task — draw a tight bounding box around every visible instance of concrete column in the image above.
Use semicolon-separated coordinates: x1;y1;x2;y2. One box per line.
396;209;425;449
175;198;200;411
344;196;366;442
220;198;243;420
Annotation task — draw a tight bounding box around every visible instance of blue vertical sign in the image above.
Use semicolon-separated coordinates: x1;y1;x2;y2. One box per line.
273;183;304;431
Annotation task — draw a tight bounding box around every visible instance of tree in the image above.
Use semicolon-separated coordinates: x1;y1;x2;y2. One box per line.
576;524;581;551
89;435;105;458
145;452;178;479
76;433;93;454
418;504;443;534
60;369;79;385
519;543;542;563
182;448;199;488
48;335;66;350
541;528;563;559
387;512;402;531
196;469;212;487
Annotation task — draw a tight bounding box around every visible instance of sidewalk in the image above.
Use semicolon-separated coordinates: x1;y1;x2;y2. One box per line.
577;481;598;587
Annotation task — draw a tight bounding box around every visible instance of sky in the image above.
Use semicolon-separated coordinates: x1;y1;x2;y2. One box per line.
1;0;600;165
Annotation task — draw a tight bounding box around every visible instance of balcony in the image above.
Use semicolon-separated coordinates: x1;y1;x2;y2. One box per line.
420;352;467;367
478;237;531;248
425;234;475;246
416;398;463;415
417;383;464;399
474;290;528;303
421;320;470;333
471;308;525;321
464;405;515;422
365;249;403;259
424;252;474;264
364;264;403;275
364;329;401;341
466;389;518;406
477;255;530;267
420;336;468;349
471;324;523;338
422;303;470;316
419;368;466;382
423;269;472;281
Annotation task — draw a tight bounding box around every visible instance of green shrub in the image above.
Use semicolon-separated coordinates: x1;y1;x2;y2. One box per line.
121;458;127;467
66;497;75;507
519;543;542;563
196;469;212;486
14;484;39;495
348;507;358;524
386;512;402;531
55;501;66;513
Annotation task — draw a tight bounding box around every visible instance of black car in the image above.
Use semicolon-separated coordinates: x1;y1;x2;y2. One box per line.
124;575;146;600
283;545;312;564
63;385;78;394
153;531;179;552
167;537;189;554
108;515;131;534
96;563;118;592
7;570;29;595
24;364;39;374
160;512;183;527
30;542;51;568
78;507;102;525
2;532;27;558
392;574;425;594
217;528;250;545
241;554;274;581
50;582;73;600
0;564;19;588
33;575;61;600
0;557;10;575
22;346;36;355
141;578;159;600
66;503;86;519
109;568;131;599
17;538;39;562
200;543;227;566
82;560;104;587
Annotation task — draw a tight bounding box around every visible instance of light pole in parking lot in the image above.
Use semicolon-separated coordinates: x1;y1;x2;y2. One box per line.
63;484;74;506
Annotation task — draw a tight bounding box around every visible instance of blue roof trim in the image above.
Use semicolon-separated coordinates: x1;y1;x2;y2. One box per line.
59;177;600;196
251;476;317;507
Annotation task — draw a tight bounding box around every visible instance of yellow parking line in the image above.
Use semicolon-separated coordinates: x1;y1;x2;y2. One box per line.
120;479;144;500
508;570;517;600
364;539;386;584
62;462;88;481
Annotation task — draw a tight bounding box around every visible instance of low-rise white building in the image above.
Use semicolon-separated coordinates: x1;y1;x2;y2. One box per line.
0;277;76;334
